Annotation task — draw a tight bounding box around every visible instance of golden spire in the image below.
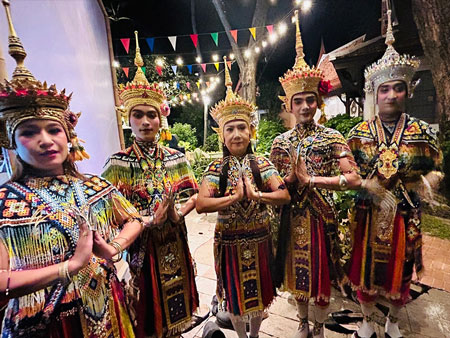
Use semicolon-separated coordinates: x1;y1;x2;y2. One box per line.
293;10;307;69
384;9;395;49
223;56;235;101
132;30;149;84
2;0;35;82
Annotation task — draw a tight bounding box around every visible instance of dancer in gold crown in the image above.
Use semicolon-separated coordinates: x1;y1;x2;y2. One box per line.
347;9;443;338
269;10;361;338
196;57;290;338
0;1;143;336
102;31;199;338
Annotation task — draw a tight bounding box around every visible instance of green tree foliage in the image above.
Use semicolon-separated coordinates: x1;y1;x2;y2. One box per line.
203;133;219;152
256;118;287;154
324;114;363;138
170;123;198;151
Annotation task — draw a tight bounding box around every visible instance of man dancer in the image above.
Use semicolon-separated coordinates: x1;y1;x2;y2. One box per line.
270;10;361;338
347;9;443;338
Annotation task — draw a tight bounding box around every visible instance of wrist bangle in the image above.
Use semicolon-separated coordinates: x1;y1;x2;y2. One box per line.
309;176;315;189
339;174;348;190
109;241;123;263
258;191;262;202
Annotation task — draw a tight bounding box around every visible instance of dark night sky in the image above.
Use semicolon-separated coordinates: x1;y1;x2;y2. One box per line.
106;0;381;84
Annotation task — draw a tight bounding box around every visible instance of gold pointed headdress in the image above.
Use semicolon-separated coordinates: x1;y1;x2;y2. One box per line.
118;31;170;119
279;10;329;112
363;9;420;119
117;31;172;140
209;57;257;143
0;0;88;161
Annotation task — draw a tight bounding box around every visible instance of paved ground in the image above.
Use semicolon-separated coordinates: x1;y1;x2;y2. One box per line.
182;210;450;338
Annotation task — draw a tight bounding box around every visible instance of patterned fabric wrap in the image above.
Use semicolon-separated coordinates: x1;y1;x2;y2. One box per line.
270;123;357;303
346;114;442;301
102;140;199;338
0;175;137;338
202;155;283;318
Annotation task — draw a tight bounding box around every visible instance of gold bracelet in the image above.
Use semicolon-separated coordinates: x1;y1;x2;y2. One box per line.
109;241;123;263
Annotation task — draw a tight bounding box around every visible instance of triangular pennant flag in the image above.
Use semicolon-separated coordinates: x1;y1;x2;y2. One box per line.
187;93;191;100
201;63;207;72
120;38;130;53
206;81;210;87
168;36;177;51
266;25;274;34
187;64;193;73
141;67;146;74
214;62;219;71
249;27;256;40
196;81;200;89
171;65;177;75
226;61;232;70
230;29;238;43
146;38;155;52
177;82;180;90
156;65;163;76
122;67;129;78
190;34;198;48
179;94;183;100
210;32;219;46
186;82;191;90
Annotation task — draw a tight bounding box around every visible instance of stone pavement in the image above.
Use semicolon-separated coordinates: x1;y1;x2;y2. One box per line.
182;210;450;338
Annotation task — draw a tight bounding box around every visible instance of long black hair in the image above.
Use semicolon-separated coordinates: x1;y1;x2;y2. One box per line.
218;143;263;197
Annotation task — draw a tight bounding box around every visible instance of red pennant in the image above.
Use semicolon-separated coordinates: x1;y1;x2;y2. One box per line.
156;65;163;76
186;82;191;90
120;38;130;53
201;63;207;72
266;25;274;35
190;34;198;48
230;29;238;43
122;67;129;78
227;61;232;70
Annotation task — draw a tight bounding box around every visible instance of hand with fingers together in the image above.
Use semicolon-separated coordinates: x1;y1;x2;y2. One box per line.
294;155;311;187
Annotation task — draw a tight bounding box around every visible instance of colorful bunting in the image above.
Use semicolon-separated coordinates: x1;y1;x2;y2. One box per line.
177;82;180;90
201;63;207;73
186;82;191;90
230;29;238;43
120;38;130;53
187;64;193;74
122;67;129;78
249;27;256;40
214;63;219;71
226;61;232;70
168;36;177;51
196;81;200;89
266;25;274;34
210;32;219;46
141;67;146;74
190;34;198;48
146;38;155;52
156;65;163;76
171;65;177;75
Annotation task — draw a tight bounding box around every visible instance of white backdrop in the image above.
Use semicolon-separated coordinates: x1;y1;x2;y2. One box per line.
0;0;121;175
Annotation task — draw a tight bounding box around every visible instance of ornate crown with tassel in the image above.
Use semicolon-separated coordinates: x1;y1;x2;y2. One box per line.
209;56;257;143
279;10;331;123
0;0;89;161
363;8;420;119
117;31;172;141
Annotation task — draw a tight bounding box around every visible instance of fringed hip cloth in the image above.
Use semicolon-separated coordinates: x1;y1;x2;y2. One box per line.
131;220;198;338
214;227;275;318
348;202;422;305
282;205;342;306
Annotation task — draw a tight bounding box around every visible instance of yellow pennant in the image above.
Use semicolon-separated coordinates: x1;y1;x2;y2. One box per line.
214;62;220;71
249;27;256;40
